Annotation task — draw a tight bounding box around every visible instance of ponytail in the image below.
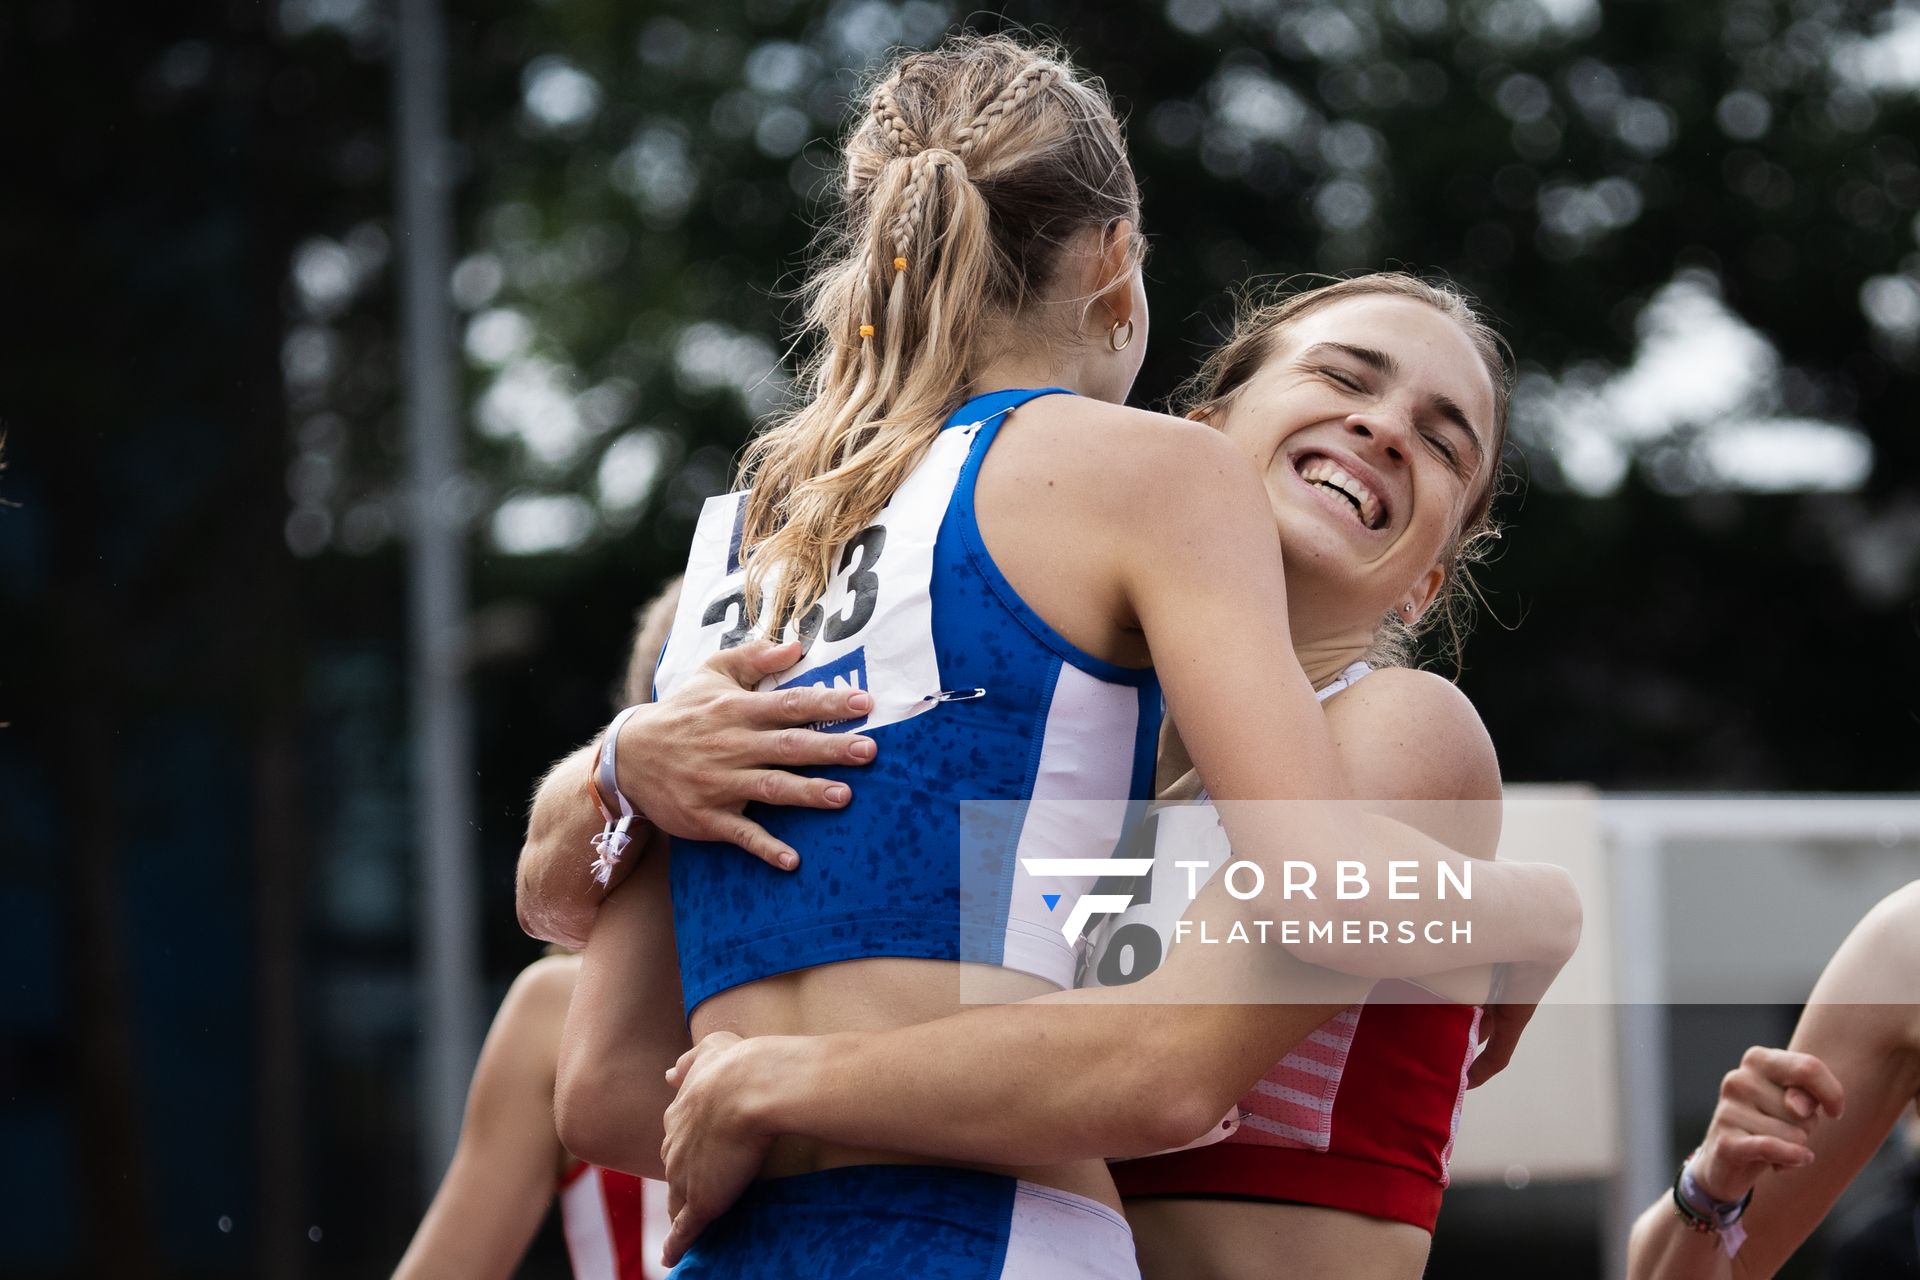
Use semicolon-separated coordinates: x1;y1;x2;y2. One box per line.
733;36;1137;632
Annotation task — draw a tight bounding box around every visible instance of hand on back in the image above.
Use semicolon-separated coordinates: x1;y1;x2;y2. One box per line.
614;637;880;870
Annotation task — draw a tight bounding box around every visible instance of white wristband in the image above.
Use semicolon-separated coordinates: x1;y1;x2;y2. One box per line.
587;705;649;886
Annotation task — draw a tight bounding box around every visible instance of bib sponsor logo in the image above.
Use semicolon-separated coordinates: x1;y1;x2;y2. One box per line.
776;646;871;733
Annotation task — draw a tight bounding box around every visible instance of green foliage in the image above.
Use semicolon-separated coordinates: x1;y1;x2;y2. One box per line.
286;0;1920;770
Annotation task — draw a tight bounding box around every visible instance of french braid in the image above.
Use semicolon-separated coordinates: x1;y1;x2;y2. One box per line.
734;34;1141;631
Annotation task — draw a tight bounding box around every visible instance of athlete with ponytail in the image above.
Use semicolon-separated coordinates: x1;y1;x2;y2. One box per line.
519;34;1580;1278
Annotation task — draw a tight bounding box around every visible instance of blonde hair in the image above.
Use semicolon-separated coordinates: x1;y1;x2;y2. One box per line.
1178;273;1513;672
735;33;1141;631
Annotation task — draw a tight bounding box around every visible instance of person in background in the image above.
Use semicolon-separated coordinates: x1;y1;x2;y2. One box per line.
1628;882;1920;1279
392;581;682;1280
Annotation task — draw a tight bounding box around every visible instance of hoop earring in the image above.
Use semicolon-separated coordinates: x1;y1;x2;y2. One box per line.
1108;318;1135;352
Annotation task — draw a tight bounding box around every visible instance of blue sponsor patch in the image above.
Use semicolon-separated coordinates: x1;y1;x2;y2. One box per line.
776;646;870;732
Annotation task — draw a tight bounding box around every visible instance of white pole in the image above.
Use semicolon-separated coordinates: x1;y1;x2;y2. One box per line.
1604;825;1670;1280
393;0;482;1191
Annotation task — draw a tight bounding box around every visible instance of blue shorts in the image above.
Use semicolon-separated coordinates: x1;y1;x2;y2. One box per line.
665;1164;1139;1279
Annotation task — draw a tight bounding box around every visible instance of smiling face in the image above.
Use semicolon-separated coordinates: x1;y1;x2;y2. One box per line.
1206;293;1500;628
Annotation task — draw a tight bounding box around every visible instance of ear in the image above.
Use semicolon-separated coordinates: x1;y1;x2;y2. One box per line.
1404;564;1445;623
1093;218;1137;328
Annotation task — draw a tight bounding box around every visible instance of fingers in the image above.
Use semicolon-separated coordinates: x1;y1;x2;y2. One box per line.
703;639;804;688
1719;1100;1811;1147
1467;1028;1516;1088
1777;1052;1845;1118
766;725;879;768
1737;1046;1846;1119
1466;1001;1537;1089
662;1208;709;1269
745;767;857;811
721;815;801;871
1720;1131;1816;1171
666;1042;700;1088
742;681;875;730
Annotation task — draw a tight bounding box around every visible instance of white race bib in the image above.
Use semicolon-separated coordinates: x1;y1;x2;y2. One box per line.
654;423;981;732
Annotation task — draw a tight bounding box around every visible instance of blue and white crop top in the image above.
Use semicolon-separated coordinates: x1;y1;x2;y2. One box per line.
653;388;1164;1016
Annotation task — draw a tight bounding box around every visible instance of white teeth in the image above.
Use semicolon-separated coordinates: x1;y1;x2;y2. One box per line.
1297;457;1382;528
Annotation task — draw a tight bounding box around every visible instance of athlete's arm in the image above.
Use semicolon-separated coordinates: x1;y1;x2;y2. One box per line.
661;673;1513;1190
1627;883;1920;1280
393;956;577;1280
515;639;877;948
553;838;690;1181
658;986;1361;1264
1116;424;1579;977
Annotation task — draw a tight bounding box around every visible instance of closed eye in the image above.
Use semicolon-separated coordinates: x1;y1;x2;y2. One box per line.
1313;364;1364;392
1422;431;1462;469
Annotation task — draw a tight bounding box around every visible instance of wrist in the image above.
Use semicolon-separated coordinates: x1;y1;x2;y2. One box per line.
1671;1147;1754;1258
1687;1148;1749;1207
1516;864;1580;965
611;702;666;810
586;705;658;885
728;1035;818;1138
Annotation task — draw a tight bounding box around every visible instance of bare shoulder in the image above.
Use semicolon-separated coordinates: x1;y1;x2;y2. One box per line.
1322;666;1501;802
1005;397;1246;514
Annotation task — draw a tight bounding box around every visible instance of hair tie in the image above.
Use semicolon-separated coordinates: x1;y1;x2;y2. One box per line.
858;323;876;339
893;256;909;272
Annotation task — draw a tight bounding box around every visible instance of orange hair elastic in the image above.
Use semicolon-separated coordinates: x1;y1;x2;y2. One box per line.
858;323;876;338
893;256;909;272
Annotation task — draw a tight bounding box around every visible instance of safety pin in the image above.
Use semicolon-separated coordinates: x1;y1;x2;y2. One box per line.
923;687;986;704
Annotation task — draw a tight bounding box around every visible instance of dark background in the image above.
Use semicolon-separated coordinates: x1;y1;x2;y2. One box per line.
3;0;1916;1275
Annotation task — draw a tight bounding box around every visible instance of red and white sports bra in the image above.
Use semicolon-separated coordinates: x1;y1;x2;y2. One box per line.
1093;661;1483;1232
1110;988;1480;1231
558;1162;670;1279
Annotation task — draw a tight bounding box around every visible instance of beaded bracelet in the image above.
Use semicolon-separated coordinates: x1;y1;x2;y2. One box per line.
1670;1151;1752;1257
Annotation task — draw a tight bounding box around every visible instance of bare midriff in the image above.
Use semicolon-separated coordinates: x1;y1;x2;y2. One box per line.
691;955;1122;1212
1127;1198;1431;1280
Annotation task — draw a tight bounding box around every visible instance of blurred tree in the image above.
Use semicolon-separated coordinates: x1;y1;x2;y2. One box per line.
317;0;1916;791
6;0;1918;1275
